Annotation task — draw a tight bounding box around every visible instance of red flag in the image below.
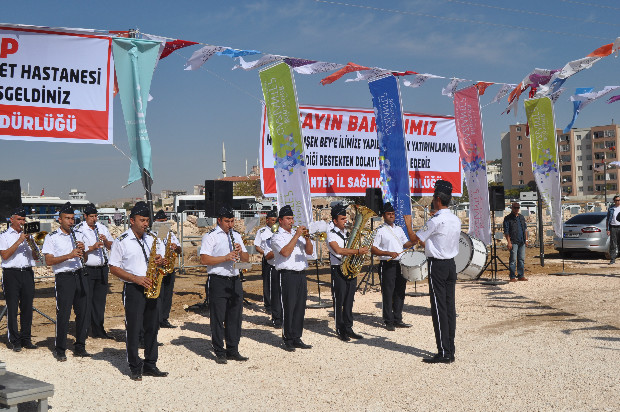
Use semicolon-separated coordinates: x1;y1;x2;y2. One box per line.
474;82;493;96
160;39;199;60
40;188;44;196
508;82;523;103
391;70;417;77
320;62;370;85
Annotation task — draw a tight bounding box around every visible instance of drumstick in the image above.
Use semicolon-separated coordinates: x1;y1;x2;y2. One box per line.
387;246;415;262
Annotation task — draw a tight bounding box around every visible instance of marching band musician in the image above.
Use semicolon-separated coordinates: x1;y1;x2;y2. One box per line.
270;205;314;352
407;180;461;364
75;203;114;339
253;209;279;325
109;202;168;381
41;202;90;361
199;206;249;364
0;206;38;352
326;204;368;341
371;202;415;331
154;210;181;329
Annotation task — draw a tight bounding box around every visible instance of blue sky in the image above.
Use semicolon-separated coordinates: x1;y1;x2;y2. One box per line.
2;0;620;203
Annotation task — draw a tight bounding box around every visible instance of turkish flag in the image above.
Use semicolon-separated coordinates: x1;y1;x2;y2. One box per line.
160;40;199;59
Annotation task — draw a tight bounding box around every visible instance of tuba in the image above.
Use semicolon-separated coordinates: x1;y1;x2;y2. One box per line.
341;205;378;279
144;230;165;299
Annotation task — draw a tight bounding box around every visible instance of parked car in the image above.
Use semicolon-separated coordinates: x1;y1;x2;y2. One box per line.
554;212;610;259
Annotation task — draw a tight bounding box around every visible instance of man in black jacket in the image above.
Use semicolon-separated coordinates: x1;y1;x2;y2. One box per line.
503;202;528;282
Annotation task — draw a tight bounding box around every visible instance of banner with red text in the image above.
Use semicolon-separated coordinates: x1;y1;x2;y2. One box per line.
454;86;491;245
260;104;461;197
0;26;114;144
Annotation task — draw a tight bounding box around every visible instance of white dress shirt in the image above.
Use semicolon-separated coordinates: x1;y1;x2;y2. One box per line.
271;227;309;271
372;224;408;261
0;226;36;268
326;227;349;266
108;228;165;279
41;228;86;274
74;221;113;267
254;226;271;254
199;226;247;277
416;209;461;259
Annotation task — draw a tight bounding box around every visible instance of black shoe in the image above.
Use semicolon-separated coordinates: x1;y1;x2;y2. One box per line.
74;349;92;358
422;354;453;364
293;340;312;349
215;355;228;364
283;342;296;352
385;324;395;331
55;352;67;362
142;366;168;377
22;342;38;350
611;260;616;265
394;322;411;328
158;342;164;347
272;322;283;329
160;320;176;329
337;331;351;342
9;343;22;352
347;331;364;339
130;370;143;381
226;352;249;362
98;331;114;340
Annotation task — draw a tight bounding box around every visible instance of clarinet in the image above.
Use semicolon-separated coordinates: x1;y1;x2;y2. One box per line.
92;224;109;265
69;226;86;273
230;229;245;281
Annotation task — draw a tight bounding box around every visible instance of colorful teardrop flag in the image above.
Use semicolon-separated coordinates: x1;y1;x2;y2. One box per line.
320;62;370;85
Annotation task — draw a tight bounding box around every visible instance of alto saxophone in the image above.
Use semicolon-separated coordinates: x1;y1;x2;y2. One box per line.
341;205;379;279
163;231;177;274
144;229;165;299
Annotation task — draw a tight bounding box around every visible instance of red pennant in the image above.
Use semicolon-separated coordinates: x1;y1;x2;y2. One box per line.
508;82;523;103
160;39;199;60
109;31;131;38
320;62;370;85
474;82;493;96
529;87;537;98
587;43;613;58
40;188;44;196
391;70;417;77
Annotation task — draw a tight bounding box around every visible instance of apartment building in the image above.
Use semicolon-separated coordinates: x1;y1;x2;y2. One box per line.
501;123;620;198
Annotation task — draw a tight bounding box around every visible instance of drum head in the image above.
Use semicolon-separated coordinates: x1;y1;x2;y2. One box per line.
454;232;473;273
400;251;426;267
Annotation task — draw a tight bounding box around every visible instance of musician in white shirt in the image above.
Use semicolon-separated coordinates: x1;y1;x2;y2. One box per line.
371;202;415;331
200;206;249;364
270;205;313;352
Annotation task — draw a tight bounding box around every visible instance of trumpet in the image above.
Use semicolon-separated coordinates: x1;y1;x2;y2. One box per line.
270;223;327;241
21;222;47;264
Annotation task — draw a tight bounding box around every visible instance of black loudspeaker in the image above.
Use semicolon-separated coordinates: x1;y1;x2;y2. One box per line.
365;188;383;215
204;180;233;218
488;186;505;211
0;179;22;221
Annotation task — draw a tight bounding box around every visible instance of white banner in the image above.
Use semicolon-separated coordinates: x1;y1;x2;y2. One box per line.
260;104;462;197
0;26;114;144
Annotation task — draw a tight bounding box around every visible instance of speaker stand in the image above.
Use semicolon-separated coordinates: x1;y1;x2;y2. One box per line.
480;210;508;285
0;305;55;324
306;259;331;309
550;237;576;276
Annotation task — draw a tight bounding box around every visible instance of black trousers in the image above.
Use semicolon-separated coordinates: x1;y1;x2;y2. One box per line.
280;269;307;345
427;257;457;358
331;265;356;334
123;282;159;373
269;266;282;326
261;258;272;310
55;270;89;354
610;226;620;260
2;268;35;346
208;274;243;356
85;265;108;337
159;270;176;323
379;260;407;325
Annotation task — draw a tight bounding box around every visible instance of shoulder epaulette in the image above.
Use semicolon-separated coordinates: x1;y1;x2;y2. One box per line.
118;233;129;242
207;227;217;234
48;229;59;237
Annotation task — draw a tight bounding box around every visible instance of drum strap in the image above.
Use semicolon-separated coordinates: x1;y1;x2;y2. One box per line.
329;229;348;264
385;225;403;248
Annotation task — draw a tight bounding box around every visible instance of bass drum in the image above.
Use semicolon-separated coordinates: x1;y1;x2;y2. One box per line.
454;232;488;280
400;251;428;282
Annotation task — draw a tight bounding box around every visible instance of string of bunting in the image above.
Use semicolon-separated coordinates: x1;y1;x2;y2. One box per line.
133;30;620;115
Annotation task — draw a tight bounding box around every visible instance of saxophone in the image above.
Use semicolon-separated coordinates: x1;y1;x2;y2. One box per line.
341;205;379;279
144;230;165;299
163;231;177;274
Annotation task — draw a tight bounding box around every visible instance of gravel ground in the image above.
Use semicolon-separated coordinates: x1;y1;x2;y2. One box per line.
2;253;619;412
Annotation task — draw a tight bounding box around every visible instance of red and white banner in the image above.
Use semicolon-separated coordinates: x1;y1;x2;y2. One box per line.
0;26;114;144
260;104;462;197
